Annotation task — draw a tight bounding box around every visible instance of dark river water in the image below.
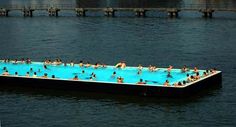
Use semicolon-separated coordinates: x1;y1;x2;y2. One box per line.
0;0;236;127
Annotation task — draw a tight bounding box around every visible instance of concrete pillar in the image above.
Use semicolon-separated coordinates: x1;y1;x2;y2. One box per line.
134;9;146;17
75;8;86;17
22;8;34;17
104;8;115;17
48;7;60;17
199;9;214;18
0;8;10;17
167;8;180;18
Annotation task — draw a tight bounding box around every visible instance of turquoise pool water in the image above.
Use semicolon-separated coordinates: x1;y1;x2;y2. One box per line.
0;61;204;86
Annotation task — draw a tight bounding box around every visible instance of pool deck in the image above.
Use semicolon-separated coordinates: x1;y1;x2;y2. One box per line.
0;61;222;97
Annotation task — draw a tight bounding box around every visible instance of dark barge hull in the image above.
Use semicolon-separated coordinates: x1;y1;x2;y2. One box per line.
0;72;222;97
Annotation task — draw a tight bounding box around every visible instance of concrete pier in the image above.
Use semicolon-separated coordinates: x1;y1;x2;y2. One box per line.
48;7;60;17
0;4;236;18
22;7;34;17
75;8;87;17
199;9;214;18
0;8;10;17
167;8;180;18
134;8;147;17
104;8;116;17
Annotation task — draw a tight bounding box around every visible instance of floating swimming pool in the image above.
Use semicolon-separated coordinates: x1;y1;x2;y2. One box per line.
0;60;222;97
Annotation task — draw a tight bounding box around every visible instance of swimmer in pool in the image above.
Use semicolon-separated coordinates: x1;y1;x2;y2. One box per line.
137;79;146;85
2;70;9;76
111;71;116;78
117;76;124;83
42;73;48;78
167;72;172;78
73;75;79;80
164;80;169;86
33;72;37;78
26;72;30;77
137;70;142;75
44;65;47;69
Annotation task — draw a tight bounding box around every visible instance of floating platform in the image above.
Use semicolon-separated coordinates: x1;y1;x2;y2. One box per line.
0;60;222;97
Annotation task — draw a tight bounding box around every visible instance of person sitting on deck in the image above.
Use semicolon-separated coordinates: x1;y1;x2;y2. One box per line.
79;61;83;67
164;80;170;86
14;59;18;64
186;74;191;83
115;62;122;68
181;65;189;73
85;62;91;68
73;75;79;80
102;63;107;68
53;59;62;65
33;72;37;78
148;65;157;72
210;68;217;74
42;73;48;78
203;72;208;77
190;75;195;82
167;72;173;78
94;63;100;69
115;61;126;69
194;67;199;73
26;58;31;64
2;70;9;76
21;58;25;63
206;70;209;75
194;72;200;80
117;76;124;83
138;64;143;70
174;82;182;87
167;65;173;72
26;72;30;77
70;61;74;66
183;80;186;85
137;79;146;85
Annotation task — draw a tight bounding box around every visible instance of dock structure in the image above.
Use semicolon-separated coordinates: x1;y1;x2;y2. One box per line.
0;4;236;18
22;7;34;17
48;7;60;17
0;8;10;16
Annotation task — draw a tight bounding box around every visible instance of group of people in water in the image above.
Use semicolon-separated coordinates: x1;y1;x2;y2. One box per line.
1;58;217;87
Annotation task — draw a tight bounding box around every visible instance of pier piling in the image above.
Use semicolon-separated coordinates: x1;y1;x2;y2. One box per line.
104;8;116;17
167;8;180;18
48;7;60;17
199;9;214;18
22;7;34;17
134;8;147;17
0;8;10;17
75;8;87;17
